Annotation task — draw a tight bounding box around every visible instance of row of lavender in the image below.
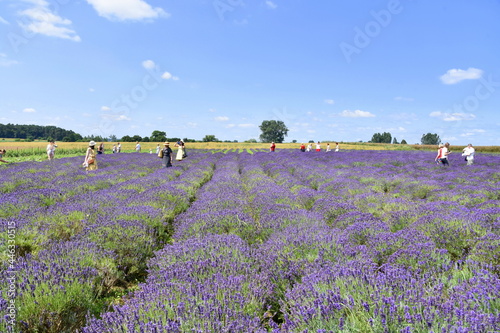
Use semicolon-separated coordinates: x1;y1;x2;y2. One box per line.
82;150;499;332
0;152;219;332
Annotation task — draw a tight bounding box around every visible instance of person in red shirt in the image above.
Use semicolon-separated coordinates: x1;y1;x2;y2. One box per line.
270;142;276;152
300;143;305;152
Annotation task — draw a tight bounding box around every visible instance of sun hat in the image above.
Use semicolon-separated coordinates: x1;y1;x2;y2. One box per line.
89;141;96;146
164;142;170;145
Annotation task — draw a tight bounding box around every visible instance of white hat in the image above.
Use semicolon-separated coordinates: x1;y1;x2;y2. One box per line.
89;141;96;146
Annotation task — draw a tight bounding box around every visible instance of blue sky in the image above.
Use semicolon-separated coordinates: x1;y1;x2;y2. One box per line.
0;0;499;145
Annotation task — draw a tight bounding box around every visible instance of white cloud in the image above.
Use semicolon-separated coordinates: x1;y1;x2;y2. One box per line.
101;106;111;111
161;72;172;80
430;111;476;121
19;3;81;41
89;88;95;92
339;109;375;118
0;54;18;67
215;116;229;121
460;129;485;137
85;0;169;21
23;108;36;113
142;60;155;69
101;114;131;121
324;99;335;105
266;1;278;9
0;16;9;25
238;123;255;128
172;76;179;81
394;96;414;102
440;67;483;85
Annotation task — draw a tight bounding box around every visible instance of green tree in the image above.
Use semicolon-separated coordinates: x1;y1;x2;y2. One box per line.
131;135;142;142
259;120;288;143
202;134;219;142
401;139;408;145
370;132;392;143
150;130;167;142
421;133;441;145
392;137;399;144
245;138;257;143
121;135;133;142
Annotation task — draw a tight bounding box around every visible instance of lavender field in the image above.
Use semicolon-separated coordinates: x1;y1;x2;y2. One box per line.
1;149;499;333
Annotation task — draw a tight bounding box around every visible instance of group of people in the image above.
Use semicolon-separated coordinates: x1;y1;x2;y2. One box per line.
435;142;475;166
158;140;186;168
80;140;188;171
298;142;340;152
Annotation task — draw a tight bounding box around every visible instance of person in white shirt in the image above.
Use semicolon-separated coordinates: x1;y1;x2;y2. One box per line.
462;144;475;165
315;141;321;152
46;140;57;160
135;141;141;152
326;143;331;152
335;142;339;152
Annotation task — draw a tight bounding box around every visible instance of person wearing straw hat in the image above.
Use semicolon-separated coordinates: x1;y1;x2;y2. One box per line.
83;141;98;171
161;142;173;168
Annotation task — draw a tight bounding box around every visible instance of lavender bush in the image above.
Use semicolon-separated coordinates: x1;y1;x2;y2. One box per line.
0;149;498;332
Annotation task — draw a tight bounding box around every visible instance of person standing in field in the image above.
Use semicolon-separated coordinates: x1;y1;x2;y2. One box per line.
435;143;451;166
156;144;161;155
462;143;475;165
83;141;98;171
326;143;331;152
112;145;117;153
270;142;276;152
335;143;339;152
135;141;141;153
161;142;173;168
0;149;9;163
117;142;122;153
175;140;185;161
300;143;306;152
306;143;312;152
46;140;57;160
316;141;321;152
98;142;104;155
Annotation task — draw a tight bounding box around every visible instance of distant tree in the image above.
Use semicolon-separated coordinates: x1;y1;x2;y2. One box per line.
150;130;167;142
142;137;150;142
131;135;142;142
421;133;441;145
392;137;399;144
202;134;219;142
245;138;257;143
292;139;297;143
183;138;196;142
370;132;392;143
308;140;315;143
121;135;133;142
259;120;288;143
401;139;408;145
109;134;118;142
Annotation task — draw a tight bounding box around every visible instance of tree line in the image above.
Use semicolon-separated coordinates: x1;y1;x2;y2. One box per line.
369;132;441;145
1;122;442;145
0;124;83;142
